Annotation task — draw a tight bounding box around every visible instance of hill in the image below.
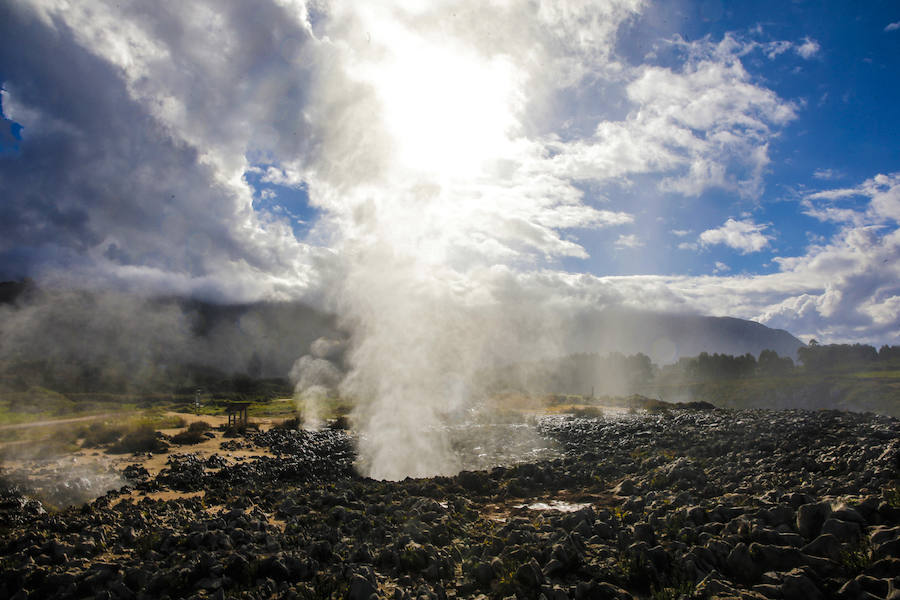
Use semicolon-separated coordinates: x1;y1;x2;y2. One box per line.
0;282;803;395
566;308;804;363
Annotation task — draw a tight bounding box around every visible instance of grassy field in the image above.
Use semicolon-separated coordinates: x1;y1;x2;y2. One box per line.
849;369;900;379
1;360;898;436
637;371;900;417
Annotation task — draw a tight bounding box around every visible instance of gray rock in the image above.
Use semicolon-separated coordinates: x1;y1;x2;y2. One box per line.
727;542;757;582
865;557;900;578
853;575;890;598
540;585;569;600
751;583;782;599
874;537;900;560
802;533;843;562
696;570;745;598
472;561;495;587
797;502;833;540
831;504;866;525
593;521;614;539
749;543;806;574
821;518;862;543
781;569;822;600
687;505;709;525
399;542;429;572
870;526;900;545
348;574;378;600
613;479;637;496
662;457;707;488
633;522;656;545
593;581;634;599
515;559;544;588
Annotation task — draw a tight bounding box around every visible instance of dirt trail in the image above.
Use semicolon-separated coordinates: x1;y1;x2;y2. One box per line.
0;413;118;431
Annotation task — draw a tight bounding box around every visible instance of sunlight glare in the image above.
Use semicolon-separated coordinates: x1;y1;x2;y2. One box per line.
371;38;523;179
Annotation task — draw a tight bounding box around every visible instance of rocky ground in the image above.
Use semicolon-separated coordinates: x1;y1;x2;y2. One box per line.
1;408;899;600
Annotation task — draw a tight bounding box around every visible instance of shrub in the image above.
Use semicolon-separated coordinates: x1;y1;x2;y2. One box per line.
840;538;873;573
81;422;126;447
187;420;212;433
570;406;605;418
110;424;168;454
223;421;257;436
328;416;350;430
171;429;206;445
276;416;301;430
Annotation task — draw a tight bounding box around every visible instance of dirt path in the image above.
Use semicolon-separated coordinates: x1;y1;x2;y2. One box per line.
0;413;118;431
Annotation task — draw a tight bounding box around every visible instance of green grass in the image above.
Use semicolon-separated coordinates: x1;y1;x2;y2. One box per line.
850;370;900;379
640;372;900;417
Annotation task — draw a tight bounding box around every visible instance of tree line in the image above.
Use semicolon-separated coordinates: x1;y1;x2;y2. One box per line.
508;342;900;395
661;342;900;382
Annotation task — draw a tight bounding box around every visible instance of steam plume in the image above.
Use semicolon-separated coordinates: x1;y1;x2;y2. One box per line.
298;3;642;479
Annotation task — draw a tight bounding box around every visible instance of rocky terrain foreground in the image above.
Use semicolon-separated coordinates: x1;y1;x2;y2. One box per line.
2;408;900;600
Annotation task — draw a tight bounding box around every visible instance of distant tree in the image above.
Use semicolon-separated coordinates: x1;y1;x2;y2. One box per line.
798;343;877;371
231;373;260;398
757;349;794;376
878;345;900;362
692;352;756;380
626;352;654;386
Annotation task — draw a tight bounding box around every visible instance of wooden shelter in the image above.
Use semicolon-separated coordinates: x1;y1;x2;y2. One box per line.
226;402;251;428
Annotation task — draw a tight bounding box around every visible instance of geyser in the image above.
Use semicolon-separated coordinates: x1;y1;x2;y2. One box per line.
293;2;641;480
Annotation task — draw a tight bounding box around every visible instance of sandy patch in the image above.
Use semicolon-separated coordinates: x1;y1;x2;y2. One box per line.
115;489;207;505
1;411;282;506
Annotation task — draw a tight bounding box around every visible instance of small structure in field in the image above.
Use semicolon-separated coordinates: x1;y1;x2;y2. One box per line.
225;402;251;428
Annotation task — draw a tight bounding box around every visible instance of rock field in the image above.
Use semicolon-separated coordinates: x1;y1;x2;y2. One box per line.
2;408;900;600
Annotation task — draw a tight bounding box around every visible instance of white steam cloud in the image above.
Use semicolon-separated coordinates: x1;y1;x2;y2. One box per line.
283;2;645;478
289;338;345;429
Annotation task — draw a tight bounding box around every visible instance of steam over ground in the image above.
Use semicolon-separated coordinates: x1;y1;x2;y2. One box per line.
2;2;899;478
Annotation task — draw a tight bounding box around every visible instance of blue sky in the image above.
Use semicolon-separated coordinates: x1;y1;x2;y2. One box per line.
1;0;899;345
555;1;900;278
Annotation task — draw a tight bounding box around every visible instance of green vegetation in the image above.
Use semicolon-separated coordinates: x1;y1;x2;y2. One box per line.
489;343;900;417
74;417;171;453
110;423;166;454
839;537;873;574
2;341;899;431
275;416;302;430
81;421;126;447
171;429;206;445
169;420;214;444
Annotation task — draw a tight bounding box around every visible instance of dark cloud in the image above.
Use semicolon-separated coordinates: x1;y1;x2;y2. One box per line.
0;1;321;300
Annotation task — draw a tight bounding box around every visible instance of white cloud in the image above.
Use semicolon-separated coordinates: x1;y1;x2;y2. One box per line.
614;234;644;249
544;33;797;200
813;168;839;180
713;261;730;273
885;22;900;32
762;40;792;59
1;1;802;300
699;218;773;253
795;37;820;59
803;172;900;225
4;3;896;365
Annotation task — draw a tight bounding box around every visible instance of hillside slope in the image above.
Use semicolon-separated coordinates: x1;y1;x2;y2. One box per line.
566;308;804;363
